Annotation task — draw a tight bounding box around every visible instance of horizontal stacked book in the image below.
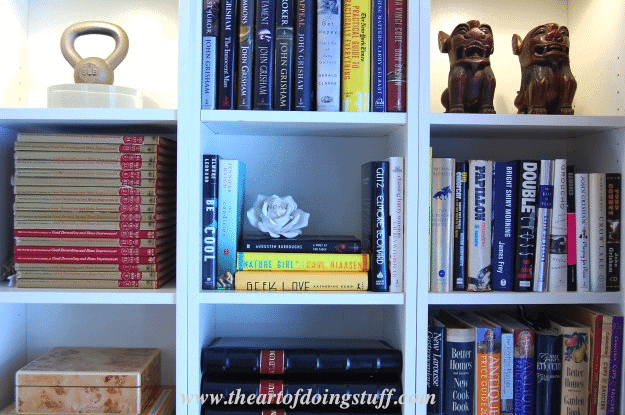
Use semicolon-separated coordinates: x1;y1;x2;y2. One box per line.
13;134;176;289
429;157;621;293
201;337;403;414
427;306;623;415
13;347;174;414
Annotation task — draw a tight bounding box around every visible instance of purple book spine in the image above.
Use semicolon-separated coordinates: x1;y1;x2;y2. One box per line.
606;316;623;415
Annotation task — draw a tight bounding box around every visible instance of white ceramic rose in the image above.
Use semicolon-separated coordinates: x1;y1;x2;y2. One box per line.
246;195;310;238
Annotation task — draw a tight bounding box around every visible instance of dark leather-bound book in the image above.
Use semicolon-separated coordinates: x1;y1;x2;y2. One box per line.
201;337;402;376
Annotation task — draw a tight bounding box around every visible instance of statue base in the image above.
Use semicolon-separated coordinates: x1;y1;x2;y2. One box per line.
47;84;158;109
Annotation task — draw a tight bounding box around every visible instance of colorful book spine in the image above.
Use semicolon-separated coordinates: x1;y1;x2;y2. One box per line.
201;0;220;109
476;325;502;415
567;165;577;291
606;315;623;415
533;332;562;415
453;161;468;291
202;155;219;290
233;271;368;291
605;173;621;292
575;173;590;292
240;235;361;253
514;160;540;291
341;0;371;111
427;323;445;415
589;173;607;292
216;160;246;290
217;0;237;109
253;0;276;109
294;0;314;110
316;0;341;111
597;313;613;415
388;156;404;293
362;161;390;291
491;161;517;291
274;0;294;110
549;159;568;292
371;0;385;111
385;0;406;111
500;332;514;415
513;328;535;415
466;160;492;291
430;158;455;293
533;159;554;292
236;252;369;271
237;0;255;109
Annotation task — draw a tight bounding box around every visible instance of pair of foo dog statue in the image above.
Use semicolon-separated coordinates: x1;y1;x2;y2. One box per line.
439;21;577;115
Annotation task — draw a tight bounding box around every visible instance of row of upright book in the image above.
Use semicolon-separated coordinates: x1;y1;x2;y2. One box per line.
428;306;623;415
430;158;621;293
202;155;404;292
201;337;403;414
201;0;407;111
12;134;176;289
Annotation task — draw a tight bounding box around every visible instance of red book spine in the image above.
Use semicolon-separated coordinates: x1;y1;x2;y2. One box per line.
13;229;160;239
14;254;160;264
386;0;406;112
14;246;160;257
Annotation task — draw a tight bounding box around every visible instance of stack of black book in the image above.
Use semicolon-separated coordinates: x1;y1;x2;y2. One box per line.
200;337;404;414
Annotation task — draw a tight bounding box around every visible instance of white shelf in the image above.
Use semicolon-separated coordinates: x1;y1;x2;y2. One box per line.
0;108;177;132
428;291;624;305
201;110;406;136
0;280;176;304
430;113;625;139
199;291;405;305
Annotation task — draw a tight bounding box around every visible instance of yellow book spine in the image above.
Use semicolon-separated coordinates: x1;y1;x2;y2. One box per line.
234;271;369;291
341;0;371;112
236;252;370;271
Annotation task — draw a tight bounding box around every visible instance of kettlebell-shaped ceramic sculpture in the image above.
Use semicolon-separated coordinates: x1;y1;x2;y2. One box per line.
60;21;129;85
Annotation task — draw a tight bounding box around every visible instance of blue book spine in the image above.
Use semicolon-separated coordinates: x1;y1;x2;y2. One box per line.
253;0;276;109
274;0;294;110
513;329;535;415
444;334;474;414
294;0;314;111
453;161;468;291
428;326;445;415
216;160;246;290
202;155;219;290
371;0;386;111
362;161;390;291
534;333;562;415
492;161;517;291
217;0;238;109
501;332;514;415
514;160;540;291
201;0;220;109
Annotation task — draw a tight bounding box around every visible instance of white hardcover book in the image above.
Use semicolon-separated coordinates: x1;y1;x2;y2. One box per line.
316;0;341;111
467;160;493;291
388;156;404;293
533;159;554;292
588;172;607;292
430;158;455;293
548;159;568;292
216;159;247;289
575;173;590;292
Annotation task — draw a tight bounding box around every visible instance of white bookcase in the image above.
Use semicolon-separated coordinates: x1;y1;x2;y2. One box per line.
1;0;624;414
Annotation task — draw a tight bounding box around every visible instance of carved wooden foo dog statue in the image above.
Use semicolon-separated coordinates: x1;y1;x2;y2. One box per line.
439;20;496;113
512;23;577;114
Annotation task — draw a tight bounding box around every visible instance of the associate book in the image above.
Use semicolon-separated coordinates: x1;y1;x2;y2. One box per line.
341;0;371;111
430;158;455;293
201;337;403;376
466;160;492;291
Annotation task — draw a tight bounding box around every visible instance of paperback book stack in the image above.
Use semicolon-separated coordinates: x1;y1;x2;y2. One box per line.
233;235;369;291
13;134;176;289
200;337;403;414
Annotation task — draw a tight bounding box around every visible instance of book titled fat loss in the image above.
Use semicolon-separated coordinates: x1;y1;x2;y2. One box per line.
514;160;540;292
467;160;492;291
